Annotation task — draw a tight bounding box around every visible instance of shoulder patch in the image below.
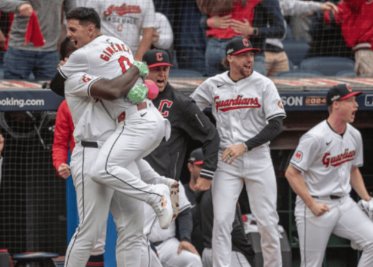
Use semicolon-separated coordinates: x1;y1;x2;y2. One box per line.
81;74;93;83
294;150;303;162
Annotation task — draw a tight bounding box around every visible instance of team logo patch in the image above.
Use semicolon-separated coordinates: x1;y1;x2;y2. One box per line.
294;151;303;162
82;74;93;83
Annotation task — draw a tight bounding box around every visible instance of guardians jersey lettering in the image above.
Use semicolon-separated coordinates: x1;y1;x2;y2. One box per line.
100;42;131;61
103;4;141;16
214;95;261;112
322;149;356;167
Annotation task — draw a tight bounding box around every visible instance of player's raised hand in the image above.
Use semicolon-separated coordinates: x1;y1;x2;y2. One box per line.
309;201;330;216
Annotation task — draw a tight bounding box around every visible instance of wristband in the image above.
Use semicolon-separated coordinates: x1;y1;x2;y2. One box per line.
132;60;149;77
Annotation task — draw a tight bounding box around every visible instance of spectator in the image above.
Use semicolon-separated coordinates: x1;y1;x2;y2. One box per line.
185;148;254;267
52;100;74;179
0;133;4;185
143;184;203;267
324;0;373;76
191;36;286;267
175;0;207;74
265;0;338;76
151;12;173;50
0;0;75;81
199;0;285;76
143;49;220;187
77;0;156;61
306;0;352;58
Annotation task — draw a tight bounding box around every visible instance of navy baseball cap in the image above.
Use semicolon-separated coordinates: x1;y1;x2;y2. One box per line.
142;49;173;68
188;148;204;166
326;84;362;106
225;36;260;56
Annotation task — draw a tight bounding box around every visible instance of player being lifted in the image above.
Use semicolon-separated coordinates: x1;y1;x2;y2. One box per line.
191;36;285;267
51;7;178;267
285;84;373;267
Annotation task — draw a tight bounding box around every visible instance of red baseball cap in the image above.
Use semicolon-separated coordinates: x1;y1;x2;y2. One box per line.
188;148;204;166
142;49;173;68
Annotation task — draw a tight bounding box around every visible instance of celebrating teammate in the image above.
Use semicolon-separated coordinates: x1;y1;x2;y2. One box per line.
51;7;178;267
285;84;373;267
191;36;285;267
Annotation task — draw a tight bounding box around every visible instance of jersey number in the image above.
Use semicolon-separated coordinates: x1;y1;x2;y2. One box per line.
118;56;131;73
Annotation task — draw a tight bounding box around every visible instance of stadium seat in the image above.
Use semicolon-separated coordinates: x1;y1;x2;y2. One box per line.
283;40;310;68
299;56;355;76
276;69;323;78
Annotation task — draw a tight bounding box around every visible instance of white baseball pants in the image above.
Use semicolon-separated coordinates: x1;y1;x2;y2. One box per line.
295;196;373;267
202;248;251;267
212;146;282;267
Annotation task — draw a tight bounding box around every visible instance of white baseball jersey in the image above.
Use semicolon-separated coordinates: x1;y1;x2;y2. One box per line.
290;120;363;197
64;72;115;143
76;0;155;54
191;71;286;149
60;35;138;120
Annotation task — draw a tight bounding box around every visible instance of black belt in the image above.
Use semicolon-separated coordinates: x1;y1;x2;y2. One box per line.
152;241;163;247
81;141;98;148
312;195;342;200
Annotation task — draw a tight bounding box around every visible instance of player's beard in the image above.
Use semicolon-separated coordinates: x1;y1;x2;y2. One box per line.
240;64;253;78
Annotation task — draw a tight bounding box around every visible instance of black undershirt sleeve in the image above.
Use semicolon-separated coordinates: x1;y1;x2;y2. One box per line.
245;116;284;151
49;72;66;97
176;208;193;242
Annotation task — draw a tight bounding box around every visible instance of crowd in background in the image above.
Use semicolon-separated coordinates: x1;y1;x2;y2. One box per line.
0;0;372;80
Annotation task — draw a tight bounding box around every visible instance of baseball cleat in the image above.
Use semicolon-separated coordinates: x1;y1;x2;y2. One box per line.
151;184;173;229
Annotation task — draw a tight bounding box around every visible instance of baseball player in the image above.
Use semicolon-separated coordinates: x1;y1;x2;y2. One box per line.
142;49;219;189
191;36;286;267
186;148;254;267
143;183;203;267
285;84;373;267
53;7;177;267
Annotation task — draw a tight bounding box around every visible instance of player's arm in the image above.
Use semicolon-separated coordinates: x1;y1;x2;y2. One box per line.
90;61;149;101
181;99;220;189
52;101;72;179
350;166;372;201
285;164;329;216
222;116;284;163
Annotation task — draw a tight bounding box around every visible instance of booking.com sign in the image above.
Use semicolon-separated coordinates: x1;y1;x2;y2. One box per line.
0;97;45;108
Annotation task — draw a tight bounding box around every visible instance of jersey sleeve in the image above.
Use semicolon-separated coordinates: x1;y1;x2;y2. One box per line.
290;132;320;172
190;80;214;111
178;97;219;179
59;50;89;79
263;80;286;121
64;72;102;98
